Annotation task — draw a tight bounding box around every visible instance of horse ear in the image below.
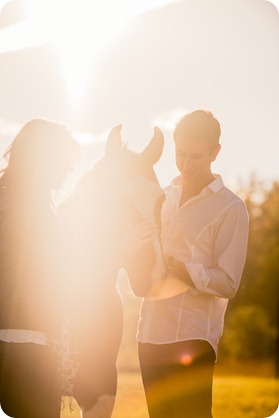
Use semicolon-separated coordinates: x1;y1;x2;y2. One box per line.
141;127;164;165
105;124;123;156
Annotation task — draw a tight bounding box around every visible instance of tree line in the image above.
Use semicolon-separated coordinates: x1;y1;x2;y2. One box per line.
220;178;278;362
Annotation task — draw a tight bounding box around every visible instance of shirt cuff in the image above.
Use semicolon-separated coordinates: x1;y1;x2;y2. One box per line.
185;262;210;292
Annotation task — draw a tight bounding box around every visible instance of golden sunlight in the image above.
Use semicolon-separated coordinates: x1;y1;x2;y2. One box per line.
0;0;173;109
20;0;174;107
23;0;135;106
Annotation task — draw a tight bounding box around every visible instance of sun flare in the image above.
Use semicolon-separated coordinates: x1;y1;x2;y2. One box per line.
0;0;172;108
21;0;131;106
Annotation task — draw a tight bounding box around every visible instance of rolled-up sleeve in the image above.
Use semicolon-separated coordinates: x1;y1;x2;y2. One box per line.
186;201;249;299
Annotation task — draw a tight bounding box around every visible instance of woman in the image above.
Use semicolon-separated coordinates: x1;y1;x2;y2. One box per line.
0;118;79;418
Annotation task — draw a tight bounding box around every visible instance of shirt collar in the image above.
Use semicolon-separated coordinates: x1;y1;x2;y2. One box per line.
171;174;224;194
207;174;224;194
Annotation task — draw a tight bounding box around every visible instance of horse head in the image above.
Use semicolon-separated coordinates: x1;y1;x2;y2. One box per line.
103;125;167;297
105;124;164;224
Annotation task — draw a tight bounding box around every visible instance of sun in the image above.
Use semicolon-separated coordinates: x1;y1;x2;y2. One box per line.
1;0;172;109
1;0;172;112
21;0;132;106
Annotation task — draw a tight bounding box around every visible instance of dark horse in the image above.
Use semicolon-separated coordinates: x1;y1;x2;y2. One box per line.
60;125;166;418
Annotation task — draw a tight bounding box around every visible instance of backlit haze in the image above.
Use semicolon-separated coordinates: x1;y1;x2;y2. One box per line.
0;0;278;192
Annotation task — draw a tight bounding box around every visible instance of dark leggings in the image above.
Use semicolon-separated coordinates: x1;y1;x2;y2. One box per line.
138;340;216;418
0;342;60;418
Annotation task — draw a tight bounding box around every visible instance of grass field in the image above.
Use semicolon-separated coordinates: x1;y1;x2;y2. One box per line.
61;369;279;418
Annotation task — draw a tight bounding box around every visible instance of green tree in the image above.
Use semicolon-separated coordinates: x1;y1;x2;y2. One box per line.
222;179;279;362
221;304;277;359
229;180;279;324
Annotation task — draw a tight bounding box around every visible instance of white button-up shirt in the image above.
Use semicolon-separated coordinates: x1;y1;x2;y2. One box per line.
137;175;249;355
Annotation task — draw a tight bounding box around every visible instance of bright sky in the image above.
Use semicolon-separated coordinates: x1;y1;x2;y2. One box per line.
0;0;278;190
0;0;173;99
